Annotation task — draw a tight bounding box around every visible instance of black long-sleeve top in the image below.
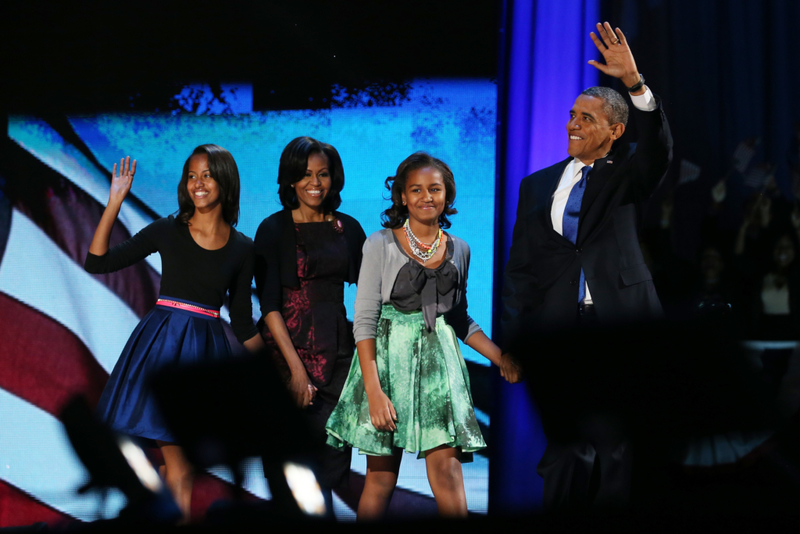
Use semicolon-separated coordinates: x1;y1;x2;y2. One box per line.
84;216;258;343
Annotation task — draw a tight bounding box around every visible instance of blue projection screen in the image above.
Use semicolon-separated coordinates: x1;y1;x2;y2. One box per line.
0;79;496;521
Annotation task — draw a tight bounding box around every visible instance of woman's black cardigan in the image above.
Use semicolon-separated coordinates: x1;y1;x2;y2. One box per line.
253;209;366;320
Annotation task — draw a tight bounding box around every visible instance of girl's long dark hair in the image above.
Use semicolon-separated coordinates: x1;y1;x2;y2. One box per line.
176;144;241;226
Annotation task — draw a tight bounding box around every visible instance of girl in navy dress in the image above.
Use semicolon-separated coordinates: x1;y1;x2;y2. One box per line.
84;145;264;520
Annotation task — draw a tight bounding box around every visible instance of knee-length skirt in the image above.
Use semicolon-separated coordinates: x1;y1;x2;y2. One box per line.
325;304;485;460
96;296;231;443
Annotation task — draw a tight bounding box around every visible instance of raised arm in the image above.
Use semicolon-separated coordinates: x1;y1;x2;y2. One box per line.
84;157;165;274
590;22;672;198
89;156;136;256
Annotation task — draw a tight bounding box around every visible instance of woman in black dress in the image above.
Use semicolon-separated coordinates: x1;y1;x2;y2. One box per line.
85;146;264;521
254;136;366;504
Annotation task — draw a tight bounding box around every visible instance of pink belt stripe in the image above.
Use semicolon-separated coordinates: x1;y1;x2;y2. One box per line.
156;299;220;318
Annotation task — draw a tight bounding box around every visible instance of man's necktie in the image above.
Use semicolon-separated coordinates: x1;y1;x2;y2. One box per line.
562;165;591;302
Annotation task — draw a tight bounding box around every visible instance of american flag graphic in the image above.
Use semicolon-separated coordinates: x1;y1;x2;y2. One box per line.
0;117;276;525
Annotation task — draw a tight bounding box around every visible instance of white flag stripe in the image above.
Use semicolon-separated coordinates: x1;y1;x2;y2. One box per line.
7;116;161;274
0;209;139;373
0;388;127;521
205;459;270;500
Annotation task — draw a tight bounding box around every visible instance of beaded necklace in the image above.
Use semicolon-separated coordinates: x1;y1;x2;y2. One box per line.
403;219;442;263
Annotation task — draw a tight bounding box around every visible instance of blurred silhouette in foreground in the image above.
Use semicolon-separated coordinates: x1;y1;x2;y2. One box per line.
149;355;328;524
60;355;329;528
60;397;182;525
509;316;800;515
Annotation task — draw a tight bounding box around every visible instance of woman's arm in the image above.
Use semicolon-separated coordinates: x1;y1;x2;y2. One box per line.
252;214;316;407
89;157;136;256
353;233;387;344
356;338;397;431
242;333;265;353
85;157;162;274
454;236;522;383
227;252;267;353
464;333;522;383
352;232;397;430
265;311;316;408
253;214;285;317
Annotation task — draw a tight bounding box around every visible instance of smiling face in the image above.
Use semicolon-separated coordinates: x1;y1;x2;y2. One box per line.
185;154;221;211
401;166;446;226
567;95;624;165
292;151;331;212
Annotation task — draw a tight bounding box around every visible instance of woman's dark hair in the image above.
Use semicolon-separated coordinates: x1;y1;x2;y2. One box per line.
277;136;344;212
381;152;457;229
177;144;241;226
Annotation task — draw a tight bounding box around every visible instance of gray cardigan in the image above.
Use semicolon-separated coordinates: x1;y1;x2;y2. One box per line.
353;228;482;343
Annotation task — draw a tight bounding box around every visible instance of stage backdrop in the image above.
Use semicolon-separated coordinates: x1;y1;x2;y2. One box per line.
0;78;497;524
491;0;599;513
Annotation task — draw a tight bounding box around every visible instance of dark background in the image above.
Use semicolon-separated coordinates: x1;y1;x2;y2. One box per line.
3;0;499;114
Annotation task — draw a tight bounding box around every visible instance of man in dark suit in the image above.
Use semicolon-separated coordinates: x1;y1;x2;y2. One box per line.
501;22;673;510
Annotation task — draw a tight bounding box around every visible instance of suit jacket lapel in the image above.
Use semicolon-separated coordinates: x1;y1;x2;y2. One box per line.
540;158;571;234
579;157;610;224
578;143;631;243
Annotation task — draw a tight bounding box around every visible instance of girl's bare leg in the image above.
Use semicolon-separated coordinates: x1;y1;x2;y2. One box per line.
158;441;193;523
425;445;467;518
357;451;403;520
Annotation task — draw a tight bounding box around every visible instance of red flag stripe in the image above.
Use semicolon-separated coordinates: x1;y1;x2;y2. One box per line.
0;479;75;528
0;292;108;416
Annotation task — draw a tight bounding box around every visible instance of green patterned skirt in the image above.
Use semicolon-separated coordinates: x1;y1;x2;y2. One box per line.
325;304;485;459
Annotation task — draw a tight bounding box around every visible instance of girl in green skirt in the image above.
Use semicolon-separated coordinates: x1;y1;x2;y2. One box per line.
326;152;521;518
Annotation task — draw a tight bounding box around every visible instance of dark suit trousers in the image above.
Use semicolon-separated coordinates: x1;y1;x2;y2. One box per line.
537;305;632;512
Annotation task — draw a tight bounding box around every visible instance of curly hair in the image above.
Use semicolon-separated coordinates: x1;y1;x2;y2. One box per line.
381;152;457;229
277;136;344;212
177;144;240;226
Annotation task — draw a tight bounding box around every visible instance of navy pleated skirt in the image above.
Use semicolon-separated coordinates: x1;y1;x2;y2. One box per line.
96;296;231;443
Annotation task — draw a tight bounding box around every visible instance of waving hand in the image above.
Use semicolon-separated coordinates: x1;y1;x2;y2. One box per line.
588;22;642;91
109;156;137;206
89;156;137;256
